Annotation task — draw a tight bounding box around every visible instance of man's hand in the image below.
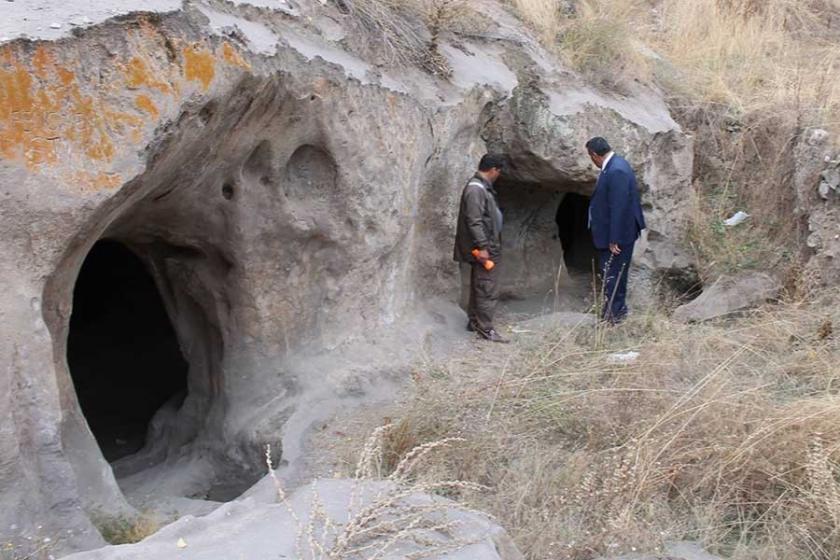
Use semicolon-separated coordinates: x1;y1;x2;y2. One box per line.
474;249;490;262
609;243;622;256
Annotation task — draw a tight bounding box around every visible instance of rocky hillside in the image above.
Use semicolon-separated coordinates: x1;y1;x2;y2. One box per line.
0;0;836;558
0;0;693;555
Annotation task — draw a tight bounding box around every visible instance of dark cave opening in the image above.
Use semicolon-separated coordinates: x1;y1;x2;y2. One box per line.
67;240;188;463
489;177;597;311
555;192;596;273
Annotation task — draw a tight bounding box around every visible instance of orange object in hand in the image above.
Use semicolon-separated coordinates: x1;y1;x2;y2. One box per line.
472;249;495;271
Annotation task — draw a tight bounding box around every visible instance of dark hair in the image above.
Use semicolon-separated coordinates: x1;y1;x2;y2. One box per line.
478;153;506;172
585;137;612;156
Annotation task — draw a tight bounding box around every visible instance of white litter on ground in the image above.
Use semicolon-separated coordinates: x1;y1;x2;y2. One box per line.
607;351;640;364
723;211;750;227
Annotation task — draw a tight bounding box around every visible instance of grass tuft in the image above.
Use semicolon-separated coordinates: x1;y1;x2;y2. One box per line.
93;514;160;546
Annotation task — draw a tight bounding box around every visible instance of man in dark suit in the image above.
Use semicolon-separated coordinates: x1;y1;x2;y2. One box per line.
585;137;646;323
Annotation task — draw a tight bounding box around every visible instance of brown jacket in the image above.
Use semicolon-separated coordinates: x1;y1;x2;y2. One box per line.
453;174;503;263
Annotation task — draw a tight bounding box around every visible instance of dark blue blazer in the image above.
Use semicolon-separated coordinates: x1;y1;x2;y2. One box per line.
589;155;646;249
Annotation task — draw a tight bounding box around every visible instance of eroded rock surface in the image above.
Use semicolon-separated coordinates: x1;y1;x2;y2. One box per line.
61;478;524;560
60;480;523;560
0;0;693;554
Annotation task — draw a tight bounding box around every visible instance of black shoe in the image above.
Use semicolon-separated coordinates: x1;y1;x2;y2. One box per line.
478;328;509;343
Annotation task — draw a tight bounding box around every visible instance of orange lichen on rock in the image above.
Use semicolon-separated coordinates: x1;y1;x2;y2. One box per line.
0;60;60;166
135;94;160;119
124;56;175;94
0;44;147;176
183;44;215;90
222;42;251;69
32;46;53;78
0;30;254;190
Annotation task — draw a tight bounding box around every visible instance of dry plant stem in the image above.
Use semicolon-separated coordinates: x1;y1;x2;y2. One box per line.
266;444;308;555
553;260;565;312
330;481;483;558
389;438;466;481
486;353;513;423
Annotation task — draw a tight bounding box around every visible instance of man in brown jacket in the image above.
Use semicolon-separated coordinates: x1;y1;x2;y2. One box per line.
454;154;508;343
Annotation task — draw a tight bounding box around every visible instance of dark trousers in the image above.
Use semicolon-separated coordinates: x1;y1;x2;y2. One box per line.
460;261;500;333
597;243;634;323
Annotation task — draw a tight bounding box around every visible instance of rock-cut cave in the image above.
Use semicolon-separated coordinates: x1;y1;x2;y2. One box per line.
67;240;188;462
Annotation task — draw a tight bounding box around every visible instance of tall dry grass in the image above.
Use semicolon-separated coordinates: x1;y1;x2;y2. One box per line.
507;0;840;120
654;0;840;121
341;294;840;559
338;0;476;74
508;0;564;42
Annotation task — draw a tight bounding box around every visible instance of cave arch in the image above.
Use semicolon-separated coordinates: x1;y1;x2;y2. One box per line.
67;240;188;462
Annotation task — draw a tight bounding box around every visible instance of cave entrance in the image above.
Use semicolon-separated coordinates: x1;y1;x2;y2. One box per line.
555;193;596;273
67;240;188;463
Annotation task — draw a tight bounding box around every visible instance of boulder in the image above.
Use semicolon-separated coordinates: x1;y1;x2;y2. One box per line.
62;478;524;560
672;272;781;323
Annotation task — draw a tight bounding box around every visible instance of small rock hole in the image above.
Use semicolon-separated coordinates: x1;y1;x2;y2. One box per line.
163;37;177;62
199;102;216;125
222;183;235;200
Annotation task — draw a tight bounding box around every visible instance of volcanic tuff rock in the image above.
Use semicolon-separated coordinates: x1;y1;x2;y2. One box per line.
62;478;525;560
0;0;693;554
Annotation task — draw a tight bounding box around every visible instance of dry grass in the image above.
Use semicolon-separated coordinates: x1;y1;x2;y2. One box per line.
681;105;806;280
686;175;793;282
558;1;651;81
652;0;840;123
508;0;564;43
339;293;840;559
340;0;840;130
338;0;476;75
93;514;160;545
506;0;840;122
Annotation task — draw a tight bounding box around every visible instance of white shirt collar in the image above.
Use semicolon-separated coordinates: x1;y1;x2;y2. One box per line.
600;151;615;172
